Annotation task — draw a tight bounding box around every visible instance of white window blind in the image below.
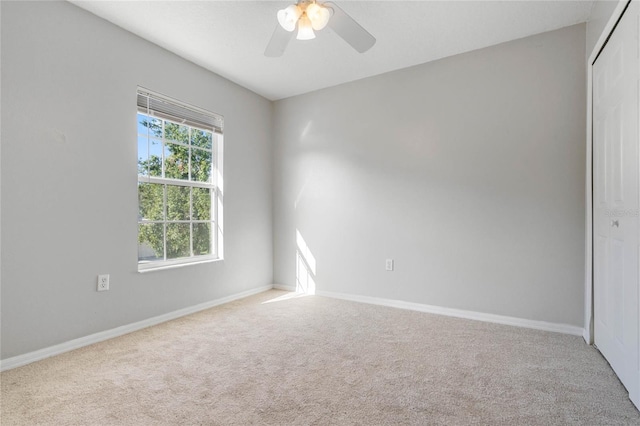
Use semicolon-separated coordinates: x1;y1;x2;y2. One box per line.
137;88;223;134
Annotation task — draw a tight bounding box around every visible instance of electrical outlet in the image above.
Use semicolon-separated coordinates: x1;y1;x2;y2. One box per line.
97;274;110;291
385;259;394;271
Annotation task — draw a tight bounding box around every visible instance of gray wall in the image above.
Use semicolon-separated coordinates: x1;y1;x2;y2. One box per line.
586;0;622;58
1;1;273;359
273;24;586;326
1;1;590;361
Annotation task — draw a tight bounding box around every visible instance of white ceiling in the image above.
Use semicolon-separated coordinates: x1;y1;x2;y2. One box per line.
70;1;594;100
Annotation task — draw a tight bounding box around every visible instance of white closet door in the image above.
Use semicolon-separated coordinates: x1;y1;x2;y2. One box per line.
593;0;640;409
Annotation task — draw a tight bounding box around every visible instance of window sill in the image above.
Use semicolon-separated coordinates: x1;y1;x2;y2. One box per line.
138;257;222;273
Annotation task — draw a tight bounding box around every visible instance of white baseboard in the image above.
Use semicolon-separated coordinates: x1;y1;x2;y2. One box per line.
316;290;585;337
0;284;273;372
273;283;296;291
2;285;585;372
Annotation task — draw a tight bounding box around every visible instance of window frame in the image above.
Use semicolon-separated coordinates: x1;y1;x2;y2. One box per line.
136;88;223;272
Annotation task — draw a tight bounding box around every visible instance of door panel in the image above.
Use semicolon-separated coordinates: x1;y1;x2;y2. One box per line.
613;105;624;202
611;237;623;342
593;0;639;409
596;236;608;326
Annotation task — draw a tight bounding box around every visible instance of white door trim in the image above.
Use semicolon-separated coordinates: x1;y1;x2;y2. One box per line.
585;0;632;345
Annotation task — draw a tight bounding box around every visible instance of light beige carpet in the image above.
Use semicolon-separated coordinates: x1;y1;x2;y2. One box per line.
1;290;639;425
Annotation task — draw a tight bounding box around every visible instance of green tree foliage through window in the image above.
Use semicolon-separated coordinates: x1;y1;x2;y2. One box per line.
137;112;216;262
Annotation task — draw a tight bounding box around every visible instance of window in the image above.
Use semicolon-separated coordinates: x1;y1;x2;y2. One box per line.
137;88;223;271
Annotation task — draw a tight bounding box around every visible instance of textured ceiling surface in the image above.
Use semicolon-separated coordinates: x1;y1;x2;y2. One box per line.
71;1;594;100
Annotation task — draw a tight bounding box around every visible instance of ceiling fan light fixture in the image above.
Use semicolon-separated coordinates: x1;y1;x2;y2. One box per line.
265;1;376;57
277;4;302;32
306;3;330;30
296;14;316;40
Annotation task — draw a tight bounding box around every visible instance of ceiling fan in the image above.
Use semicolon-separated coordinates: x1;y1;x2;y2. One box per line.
264;1;376;57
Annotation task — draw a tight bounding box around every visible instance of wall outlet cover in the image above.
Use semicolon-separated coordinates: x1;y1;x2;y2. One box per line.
97;274;110;291
385;259;394;271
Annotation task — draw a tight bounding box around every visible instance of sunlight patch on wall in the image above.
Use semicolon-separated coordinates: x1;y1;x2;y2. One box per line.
296;229;316;294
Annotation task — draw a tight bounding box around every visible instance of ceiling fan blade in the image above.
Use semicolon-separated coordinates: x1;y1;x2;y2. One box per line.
325;2;376;53
264;24;294;57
